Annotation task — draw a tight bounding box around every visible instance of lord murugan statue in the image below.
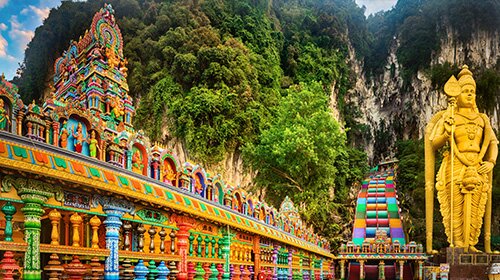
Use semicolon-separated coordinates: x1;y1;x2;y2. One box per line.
425;65;498;253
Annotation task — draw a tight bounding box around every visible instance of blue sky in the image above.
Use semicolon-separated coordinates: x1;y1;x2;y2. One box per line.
0;0;61;80
0;0;398;81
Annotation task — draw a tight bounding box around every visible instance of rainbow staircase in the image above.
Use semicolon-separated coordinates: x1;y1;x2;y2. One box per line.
352;171;406;246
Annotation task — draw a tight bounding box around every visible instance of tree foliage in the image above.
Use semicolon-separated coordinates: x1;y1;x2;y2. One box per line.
244;82;368;246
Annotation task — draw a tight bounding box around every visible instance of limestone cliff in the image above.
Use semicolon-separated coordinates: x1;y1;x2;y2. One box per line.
345;27;500;162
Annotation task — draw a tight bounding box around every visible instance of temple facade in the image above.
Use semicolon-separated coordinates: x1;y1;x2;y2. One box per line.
0;5;333;280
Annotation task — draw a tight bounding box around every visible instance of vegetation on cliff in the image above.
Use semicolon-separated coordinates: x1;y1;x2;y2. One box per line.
12;0;500;250
13;0;370;247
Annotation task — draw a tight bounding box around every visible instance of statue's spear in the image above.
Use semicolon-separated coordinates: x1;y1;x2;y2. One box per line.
444;75;461;248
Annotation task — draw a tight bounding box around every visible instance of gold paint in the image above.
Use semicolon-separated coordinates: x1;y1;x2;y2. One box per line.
48;209;62;245
425;65;498;253
89;215;101;249
70;212;83;247
0;142;333;258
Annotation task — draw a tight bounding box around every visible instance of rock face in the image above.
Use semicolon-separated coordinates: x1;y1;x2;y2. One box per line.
345;27;500;162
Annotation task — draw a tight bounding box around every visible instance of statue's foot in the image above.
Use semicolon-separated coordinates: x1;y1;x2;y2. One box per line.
469;246;482;253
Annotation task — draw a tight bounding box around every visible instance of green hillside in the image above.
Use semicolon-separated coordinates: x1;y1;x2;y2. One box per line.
11;0;500;250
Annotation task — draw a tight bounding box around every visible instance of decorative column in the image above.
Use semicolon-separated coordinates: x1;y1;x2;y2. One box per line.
93;195;135;280
288;249;293;280
417;261;424;280
70;213;83;247
126;150;133;170
157;261;170;280
339;260;345;280
90;215;102;248
272;246;279;280
171;214;197;280
378;261;385;280
1;176;63;280
48;209;62;245
1;251;20;280
134;260;149;280
1;202;16;241
253;236;261;275
359;260;365;280
220;226;235;280
43;254;64;280
399;260;405;280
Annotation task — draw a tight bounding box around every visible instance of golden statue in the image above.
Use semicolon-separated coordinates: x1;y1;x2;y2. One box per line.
425;65;498;253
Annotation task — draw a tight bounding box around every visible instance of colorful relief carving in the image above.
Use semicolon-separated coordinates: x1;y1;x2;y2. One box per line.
0;4;335;280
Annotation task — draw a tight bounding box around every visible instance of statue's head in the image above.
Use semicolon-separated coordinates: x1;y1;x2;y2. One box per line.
457;65;477;109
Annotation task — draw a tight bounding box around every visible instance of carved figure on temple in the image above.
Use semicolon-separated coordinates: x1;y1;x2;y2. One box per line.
0;99;10;130
120;58;128;77
162;162;176;184
425;65;498;253
59;121;69;148
72;122;86;153
106;47;120;69
90;42;104;60
88;131;100;158
109;96;124;121
194;179;203;195
131;149;143;174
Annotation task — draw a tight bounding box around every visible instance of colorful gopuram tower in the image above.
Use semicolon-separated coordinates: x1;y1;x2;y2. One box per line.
337;161;427;280
0;4;334;280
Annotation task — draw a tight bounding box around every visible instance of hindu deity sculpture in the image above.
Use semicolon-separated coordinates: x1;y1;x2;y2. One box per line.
109;95;124;121
425;65;498;253
131;149;143;174
0;99;9;130
59;121;69;148
162;162;176;184
72;122;85;153
88;130;100;158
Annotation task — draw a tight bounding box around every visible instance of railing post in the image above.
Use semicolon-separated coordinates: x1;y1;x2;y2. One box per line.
93;195;135;280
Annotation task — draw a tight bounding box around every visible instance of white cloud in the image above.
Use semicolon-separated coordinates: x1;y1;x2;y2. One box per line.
20;5;51;22
0;33;16;61
0;34;8;57
0;23;7;31
0;0;8;9
356;0;397;16
8;16;34;51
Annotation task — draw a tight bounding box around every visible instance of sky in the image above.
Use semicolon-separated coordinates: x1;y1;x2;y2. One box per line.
0;0;398;81
355;0;398;16
0;0;61;80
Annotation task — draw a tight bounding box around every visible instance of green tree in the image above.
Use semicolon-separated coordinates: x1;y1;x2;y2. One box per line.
244;82;367;245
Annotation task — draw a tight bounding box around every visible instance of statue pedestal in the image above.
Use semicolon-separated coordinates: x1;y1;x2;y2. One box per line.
444;247;500;279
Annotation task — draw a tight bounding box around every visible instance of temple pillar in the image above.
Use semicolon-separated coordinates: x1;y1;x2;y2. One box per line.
1;176;63;280
378;261;385;280
398;260;405;280
288;249;293;280
171;214;197;280
253;236;261;274
220;227;234;280
339;260;345;280
126;149;133;170
272;246;279;280
359;260;365;280
1;202;16;241
417;261;423;280
93;195;135;280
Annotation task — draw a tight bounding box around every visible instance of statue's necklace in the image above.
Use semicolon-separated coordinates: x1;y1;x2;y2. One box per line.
465;122;478;140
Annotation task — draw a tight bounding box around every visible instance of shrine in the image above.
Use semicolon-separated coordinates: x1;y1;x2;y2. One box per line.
0;5;334;279
337;162;427;280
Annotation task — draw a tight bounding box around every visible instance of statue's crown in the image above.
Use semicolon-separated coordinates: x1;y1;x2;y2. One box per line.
457;65;476;88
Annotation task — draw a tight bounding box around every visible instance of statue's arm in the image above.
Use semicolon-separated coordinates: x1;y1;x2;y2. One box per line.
485;134;498;165
430;117;449;149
